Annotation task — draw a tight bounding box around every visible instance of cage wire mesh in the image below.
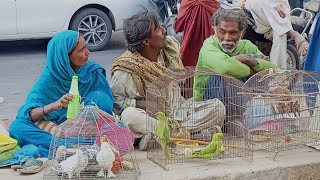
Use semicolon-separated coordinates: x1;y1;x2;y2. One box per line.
241;69;320;156
146;67;253;170
43;103;140;180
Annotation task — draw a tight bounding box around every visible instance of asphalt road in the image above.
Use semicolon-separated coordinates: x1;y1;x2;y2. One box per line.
0;31;126;120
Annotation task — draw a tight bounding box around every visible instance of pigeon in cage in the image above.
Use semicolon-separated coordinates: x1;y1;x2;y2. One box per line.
55;146;68;161
51;147;89;179
96;136;117;178
45;104;140;180
57;105;134;156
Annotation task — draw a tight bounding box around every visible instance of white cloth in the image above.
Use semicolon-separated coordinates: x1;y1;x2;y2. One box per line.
121;107;157;138
245;0;293;69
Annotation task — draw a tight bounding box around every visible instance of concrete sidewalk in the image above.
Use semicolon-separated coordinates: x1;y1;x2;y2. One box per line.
1;147;320;180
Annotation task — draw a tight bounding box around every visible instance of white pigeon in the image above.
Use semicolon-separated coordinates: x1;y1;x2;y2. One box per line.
96;136;116;178
55;146;68;161
52;147;89;179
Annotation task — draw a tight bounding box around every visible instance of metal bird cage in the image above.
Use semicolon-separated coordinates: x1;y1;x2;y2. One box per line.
241;69;320;157
43;104;140;180
145;67;253;170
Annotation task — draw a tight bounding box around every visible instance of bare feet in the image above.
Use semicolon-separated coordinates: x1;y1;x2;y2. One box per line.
288;30;309;56
0;119;12;131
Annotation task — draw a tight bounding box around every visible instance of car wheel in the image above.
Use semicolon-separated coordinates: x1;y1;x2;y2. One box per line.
70;8;112;51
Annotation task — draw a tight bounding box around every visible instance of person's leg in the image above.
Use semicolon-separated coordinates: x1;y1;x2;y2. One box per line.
120;107;157;150
246;0;294;66
9;119;52;157
255;0;309;56
271;32;289;69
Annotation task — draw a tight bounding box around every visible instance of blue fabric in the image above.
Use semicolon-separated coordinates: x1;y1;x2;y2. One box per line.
304;17;320;72
9;30;113;157
0;144;40;167
203;75;248;124
303;17;320;107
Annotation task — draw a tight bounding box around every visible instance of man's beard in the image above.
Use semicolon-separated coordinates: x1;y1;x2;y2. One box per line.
218;40;240;53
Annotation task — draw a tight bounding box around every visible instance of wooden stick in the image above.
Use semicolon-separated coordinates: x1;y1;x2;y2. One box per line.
237;92;308;97
253;106;319;118
169;138;243;149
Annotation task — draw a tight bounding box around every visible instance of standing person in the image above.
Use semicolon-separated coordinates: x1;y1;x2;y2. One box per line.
304;17;320;71
175;0;220;66
245;0;309;69
149;0;169;22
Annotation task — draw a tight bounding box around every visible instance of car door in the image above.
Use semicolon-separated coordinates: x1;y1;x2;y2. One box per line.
16;0;79;35
0;0;17;37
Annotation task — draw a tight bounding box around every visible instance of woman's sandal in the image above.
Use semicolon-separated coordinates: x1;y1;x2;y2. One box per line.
16;158;49;174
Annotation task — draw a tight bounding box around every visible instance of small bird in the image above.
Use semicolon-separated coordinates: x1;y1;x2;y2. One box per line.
52;147;89;179
277;102;287;115
292;100;300;117
55;146;68;161
96;136;116;178
192;126;224;158
156;112;171;160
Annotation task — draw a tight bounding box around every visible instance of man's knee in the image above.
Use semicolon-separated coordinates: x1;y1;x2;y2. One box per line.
121;107;146;123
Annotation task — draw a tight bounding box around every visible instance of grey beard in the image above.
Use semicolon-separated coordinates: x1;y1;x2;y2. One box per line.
218;40;238;53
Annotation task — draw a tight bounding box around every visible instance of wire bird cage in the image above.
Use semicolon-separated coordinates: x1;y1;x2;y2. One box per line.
242;69;320;156
43;104;140;180
146;67;253;170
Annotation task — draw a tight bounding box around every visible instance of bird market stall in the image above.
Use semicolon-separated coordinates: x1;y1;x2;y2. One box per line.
145;67;252;170
242;69;320;158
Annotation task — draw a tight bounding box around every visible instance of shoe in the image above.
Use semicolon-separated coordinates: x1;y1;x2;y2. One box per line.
138;132;152;151
17;158;49;174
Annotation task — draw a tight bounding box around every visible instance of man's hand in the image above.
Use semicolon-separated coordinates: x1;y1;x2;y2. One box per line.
254;54;270;61
233;54;259;68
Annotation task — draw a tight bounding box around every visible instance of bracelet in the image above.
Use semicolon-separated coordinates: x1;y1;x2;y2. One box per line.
42;106;47;115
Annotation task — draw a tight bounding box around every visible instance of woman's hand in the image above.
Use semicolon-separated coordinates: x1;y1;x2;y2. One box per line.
54;94;73;110
30;94;73;122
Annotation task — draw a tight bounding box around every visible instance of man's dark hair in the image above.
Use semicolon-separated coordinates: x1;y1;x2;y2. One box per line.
123;10;160;52
211;8;249;32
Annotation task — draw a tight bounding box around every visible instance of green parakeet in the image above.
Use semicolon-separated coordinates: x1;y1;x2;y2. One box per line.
155;112;171;160
192;132;223;158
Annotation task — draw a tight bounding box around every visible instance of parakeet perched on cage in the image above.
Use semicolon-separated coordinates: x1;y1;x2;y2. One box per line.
96;136;116;178
52;147;89;179
156;112;171;160
192;126;223;158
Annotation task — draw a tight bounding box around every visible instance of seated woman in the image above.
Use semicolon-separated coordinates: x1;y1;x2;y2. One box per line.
9;30;114;157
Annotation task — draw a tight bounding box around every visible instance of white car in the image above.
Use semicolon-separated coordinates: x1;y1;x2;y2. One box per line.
0;0;158;51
